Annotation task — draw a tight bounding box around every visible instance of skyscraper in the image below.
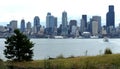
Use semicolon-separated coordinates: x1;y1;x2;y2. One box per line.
80;15;87;33
54;17;57;28
34;16;40;33
82;15;87;28
92;21;98;35
10;20;17;32
26;22;31;32
62;11;68;36
46;12;51;28
80;19;85;33
92;16;101;33
106;5;115;28
46;12;57;35
20;19;25;32
69;20;77;33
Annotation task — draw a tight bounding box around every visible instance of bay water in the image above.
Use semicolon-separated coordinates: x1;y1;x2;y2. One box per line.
0;39;120;60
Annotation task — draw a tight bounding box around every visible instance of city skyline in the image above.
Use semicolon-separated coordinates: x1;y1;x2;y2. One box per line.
0;0;120;27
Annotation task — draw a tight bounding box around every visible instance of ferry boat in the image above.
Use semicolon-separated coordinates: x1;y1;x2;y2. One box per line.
103;37;109;42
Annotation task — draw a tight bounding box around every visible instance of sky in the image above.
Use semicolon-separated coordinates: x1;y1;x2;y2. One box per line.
0;0;120;27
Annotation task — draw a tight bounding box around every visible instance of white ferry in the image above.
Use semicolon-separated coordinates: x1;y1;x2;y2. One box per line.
103;37;109;42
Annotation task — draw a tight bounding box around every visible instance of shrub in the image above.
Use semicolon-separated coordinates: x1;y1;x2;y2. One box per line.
68;55;75;58
104;48;112;54
56;54;64;59
0;58;3;62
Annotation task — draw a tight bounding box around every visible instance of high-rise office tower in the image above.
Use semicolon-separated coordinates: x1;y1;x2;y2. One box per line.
26;22;31;32
54;17;57;28
80;19;85;33
10;20;17;32
34;16;40;33
92;21;98;35
54;17;58;35
69;20;77;32
106;5;115;28
20;19;25;32
92;16;101;33
46;12;57;35
80;15;87;33
82;15;87;28
62;11;68;36
46;12;51;28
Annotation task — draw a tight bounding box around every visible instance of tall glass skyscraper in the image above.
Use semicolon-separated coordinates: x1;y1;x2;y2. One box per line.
106;5;115;28
82;15;87;28
46;12;57;35
46;12;51;28
34;16;40;33
62;11;68;36
20;19;25;32
80;15;87;33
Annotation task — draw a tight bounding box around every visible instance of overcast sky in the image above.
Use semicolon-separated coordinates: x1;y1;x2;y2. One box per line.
0;0;120;27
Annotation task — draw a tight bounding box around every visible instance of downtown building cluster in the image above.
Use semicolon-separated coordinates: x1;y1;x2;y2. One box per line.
0;5;120;38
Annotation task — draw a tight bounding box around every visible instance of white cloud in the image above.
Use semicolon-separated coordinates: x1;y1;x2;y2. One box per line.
0;0;120;26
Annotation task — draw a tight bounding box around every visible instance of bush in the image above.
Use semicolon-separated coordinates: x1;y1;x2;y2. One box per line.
68;55;75;58
56;54;64;59
0;58;3;62
104;48;112;54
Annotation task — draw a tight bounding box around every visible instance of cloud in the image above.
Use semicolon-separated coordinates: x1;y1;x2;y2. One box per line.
0;0;119;26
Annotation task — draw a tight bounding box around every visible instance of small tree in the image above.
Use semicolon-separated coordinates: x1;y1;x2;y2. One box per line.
104;48;112;54
4;29;34;61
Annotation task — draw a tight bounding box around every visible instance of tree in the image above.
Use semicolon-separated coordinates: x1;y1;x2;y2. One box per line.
4;29;34;61
104;48;112;54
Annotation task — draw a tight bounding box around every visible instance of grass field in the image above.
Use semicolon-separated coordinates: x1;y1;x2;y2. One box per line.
4;54;120;69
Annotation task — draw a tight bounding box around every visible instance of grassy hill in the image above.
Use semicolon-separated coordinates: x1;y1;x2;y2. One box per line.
5;54;120;69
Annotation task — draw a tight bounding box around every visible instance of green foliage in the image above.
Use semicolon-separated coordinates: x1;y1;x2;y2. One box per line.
4;29;34;61
56;54;64;59
104;48;112;54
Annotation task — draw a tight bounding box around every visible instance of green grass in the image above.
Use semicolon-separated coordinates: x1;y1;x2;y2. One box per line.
0;60;7;69
5;54;120;69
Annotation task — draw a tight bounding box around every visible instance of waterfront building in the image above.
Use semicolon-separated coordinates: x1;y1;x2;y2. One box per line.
82;32;91;38
20;19;25;32
62;11;68;36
